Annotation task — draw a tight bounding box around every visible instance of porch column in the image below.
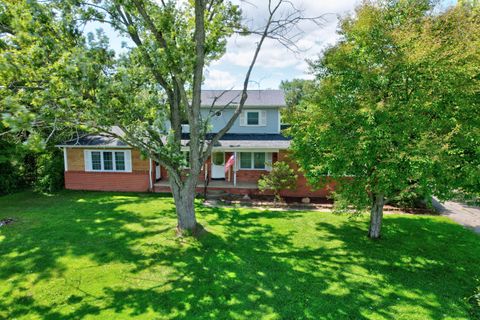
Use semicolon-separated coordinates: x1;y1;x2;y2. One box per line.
234;151;237;187
63;147;68;171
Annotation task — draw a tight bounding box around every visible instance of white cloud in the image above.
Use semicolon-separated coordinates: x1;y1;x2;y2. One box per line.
208;0;360;88
98;0;360;89
203;69;238;89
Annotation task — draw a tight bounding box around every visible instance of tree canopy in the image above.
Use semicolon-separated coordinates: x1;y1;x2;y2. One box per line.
1;0;322;234
288;0;480;238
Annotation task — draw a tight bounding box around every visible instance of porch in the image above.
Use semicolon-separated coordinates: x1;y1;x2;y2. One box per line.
153;179;259;190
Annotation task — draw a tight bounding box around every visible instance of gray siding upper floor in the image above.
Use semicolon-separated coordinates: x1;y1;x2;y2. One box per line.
200;107;280;134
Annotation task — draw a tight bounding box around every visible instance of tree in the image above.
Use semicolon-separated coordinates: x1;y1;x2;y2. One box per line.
288;0;480;238
258;161;297;202
1;0;323;235
280;78;314;121
0;0;87;194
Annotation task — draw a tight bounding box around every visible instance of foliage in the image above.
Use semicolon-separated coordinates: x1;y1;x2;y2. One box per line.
1;0;308;232
288;0;480;237
33;149;64;193
1;190;480;319
279;78;315;122
469;280;480;319
258;161;297;202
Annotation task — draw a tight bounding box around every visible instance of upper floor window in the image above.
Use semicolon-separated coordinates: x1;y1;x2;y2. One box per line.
85;150;131;172
247;111;259;125
240;110;267;127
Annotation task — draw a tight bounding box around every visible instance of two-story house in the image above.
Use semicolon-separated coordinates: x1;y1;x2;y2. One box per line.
58;90;333;198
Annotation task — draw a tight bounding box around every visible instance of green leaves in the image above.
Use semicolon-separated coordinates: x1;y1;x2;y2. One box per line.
289;0;480;214
258;161;297;202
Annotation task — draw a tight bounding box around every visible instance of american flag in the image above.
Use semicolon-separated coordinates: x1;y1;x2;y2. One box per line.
225;154;235;173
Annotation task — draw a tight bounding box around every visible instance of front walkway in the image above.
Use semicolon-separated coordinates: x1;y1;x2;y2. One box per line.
432;198;480;234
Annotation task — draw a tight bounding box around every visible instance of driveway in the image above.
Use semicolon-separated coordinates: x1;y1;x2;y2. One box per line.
432;198;480;234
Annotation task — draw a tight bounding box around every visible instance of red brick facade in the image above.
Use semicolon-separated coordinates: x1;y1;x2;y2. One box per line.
64;147;335;198
65;171;150;192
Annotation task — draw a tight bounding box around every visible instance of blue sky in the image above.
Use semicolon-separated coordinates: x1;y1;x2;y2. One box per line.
85;0;457;90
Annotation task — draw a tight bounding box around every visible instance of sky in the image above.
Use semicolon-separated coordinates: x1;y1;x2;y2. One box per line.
85;0;457;90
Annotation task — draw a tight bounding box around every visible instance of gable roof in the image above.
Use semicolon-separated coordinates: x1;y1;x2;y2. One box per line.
201;90;286;108
57;134;129;148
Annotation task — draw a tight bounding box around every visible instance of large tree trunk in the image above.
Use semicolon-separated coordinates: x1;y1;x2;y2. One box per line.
368;193;385;239
169;170;204;236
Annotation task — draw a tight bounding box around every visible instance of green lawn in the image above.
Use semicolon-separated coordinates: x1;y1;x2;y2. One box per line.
0;191;479;319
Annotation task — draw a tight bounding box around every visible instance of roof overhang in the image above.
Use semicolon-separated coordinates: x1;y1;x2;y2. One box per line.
56;145;132;149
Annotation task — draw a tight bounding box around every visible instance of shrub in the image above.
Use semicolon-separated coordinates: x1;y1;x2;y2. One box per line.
258;161;297;202
0;161;23;195
34;149;64;193
469;280;480;319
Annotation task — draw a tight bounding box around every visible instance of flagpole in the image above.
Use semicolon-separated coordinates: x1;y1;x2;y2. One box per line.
234;151;237;187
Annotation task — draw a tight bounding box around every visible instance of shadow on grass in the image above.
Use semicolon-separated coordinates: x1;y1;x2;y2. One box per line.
0;190;479;319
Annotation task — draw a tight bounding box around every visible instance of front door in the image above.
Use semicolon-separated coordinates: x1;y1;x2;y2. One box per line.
211;152;225;179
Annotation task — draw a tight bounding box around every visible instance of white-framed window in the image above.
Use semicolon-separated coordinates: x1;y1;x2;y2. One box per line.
239;110;267;127
239;152;272;170
84;150;132;172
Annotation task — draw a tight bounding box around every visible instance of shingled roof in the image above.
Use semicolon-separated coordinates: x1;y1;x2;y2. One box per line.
58;133;291;150
200;90;286;108
58;134;129;148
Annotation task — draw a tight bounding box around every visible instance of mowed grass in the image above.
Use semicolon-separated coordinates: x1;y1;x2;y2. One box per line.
0;191;479;320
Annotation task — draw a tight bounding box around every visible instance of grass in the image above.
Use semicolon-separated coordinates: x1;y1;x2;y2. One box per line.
0;190;479;320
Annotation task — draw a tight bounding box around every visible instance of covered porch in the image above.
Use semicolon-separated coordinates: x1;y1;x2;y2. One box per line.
153;179;259;190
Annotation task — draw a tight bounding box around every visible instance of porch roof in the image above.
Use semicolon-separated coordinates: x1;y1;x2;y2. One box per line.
57;133;291;150
182;133;291;150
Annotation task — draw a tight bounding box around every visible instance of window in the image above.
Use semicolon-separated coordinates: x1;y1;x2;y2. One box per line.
91;152;101;170
212;152;224;165
103;152;113;170
240;152;252;169
247;111;259;125
240;152;267;170
115;152;125;170
253;152;266;169
240;110;266;126
86;150;130;172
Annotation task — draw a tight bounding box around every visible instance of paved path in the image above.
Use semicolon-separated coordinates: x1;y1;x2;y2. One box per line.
432;198;480;234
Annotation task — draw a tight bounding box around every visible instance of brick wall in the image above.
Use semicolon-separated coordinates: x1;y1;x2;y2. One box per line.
235;169;267;183
277;150;335;198
64;147;152;192
65;171;150;192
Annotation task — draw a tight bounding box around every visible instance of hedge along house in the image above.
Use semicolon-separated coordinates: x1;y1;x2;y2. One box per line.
57;90;335;198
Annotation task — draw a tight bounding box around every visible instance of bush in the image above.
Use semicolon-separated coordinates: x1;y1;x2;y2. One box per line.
0;161;23;195
469;280;480;319
258;161;297;202
34;149;64;193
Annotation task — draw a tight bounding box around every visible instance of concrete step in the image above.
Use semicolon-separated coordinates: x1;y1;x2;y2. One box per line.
207;189;228;195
